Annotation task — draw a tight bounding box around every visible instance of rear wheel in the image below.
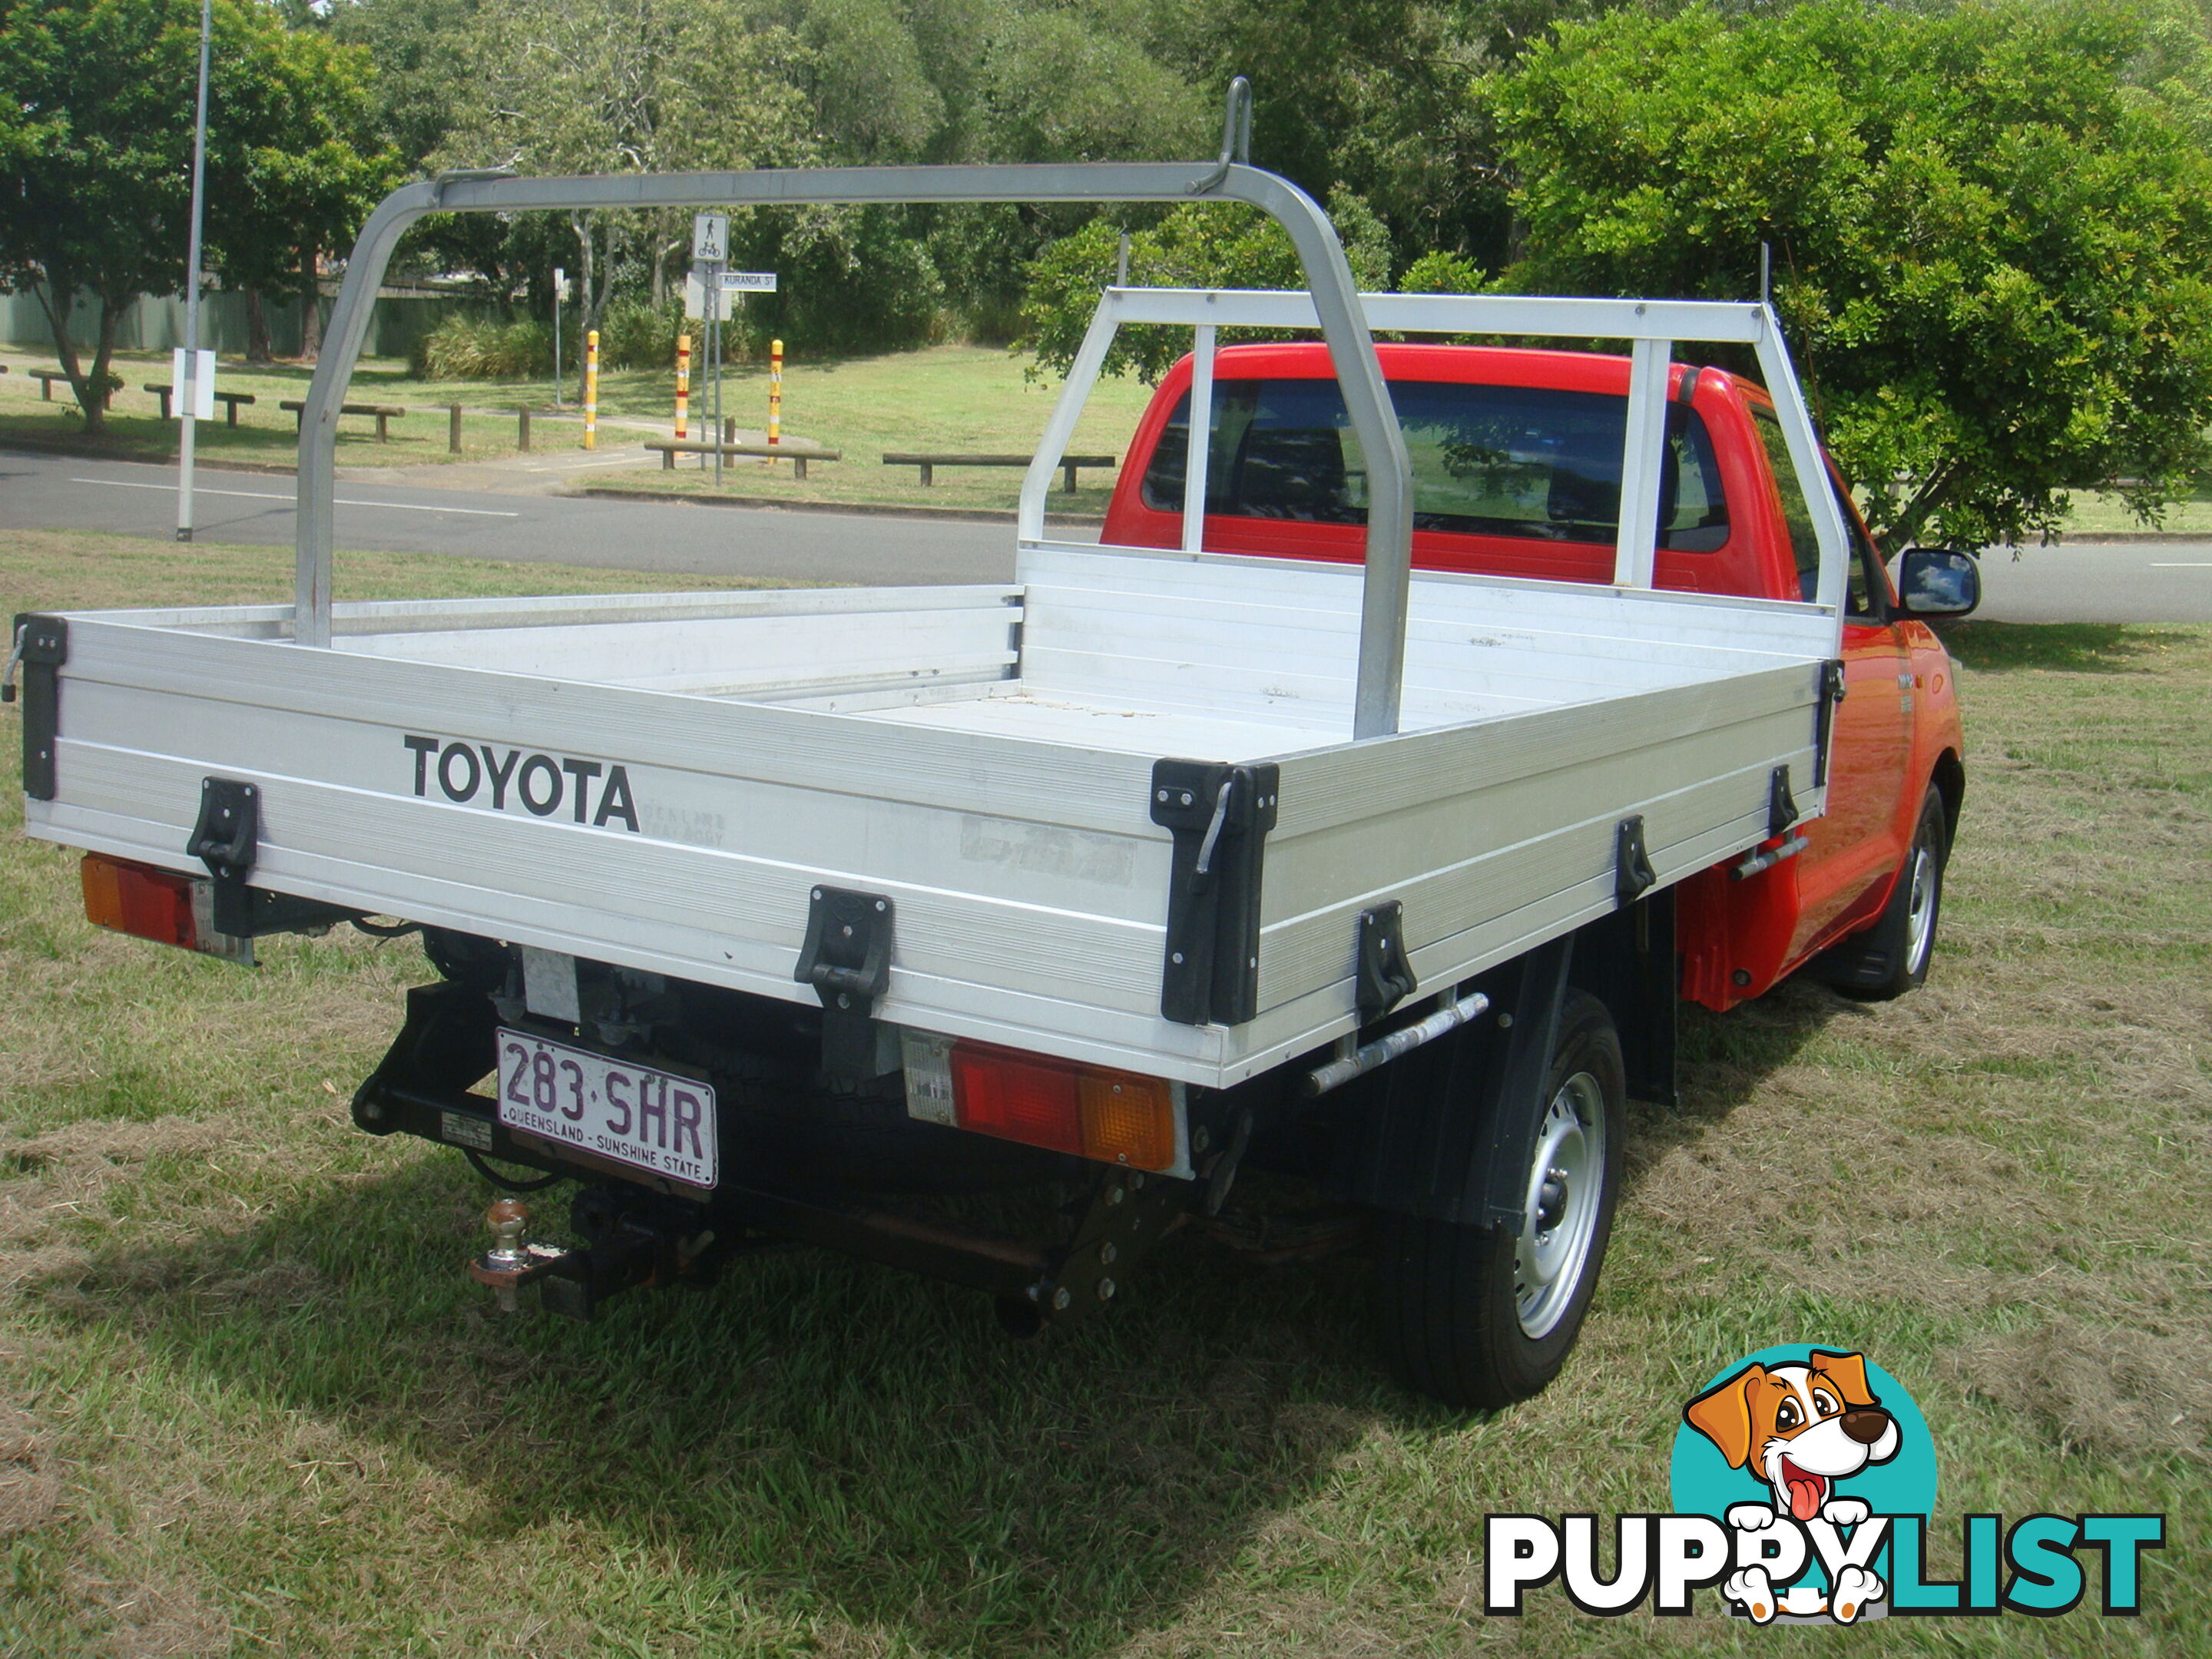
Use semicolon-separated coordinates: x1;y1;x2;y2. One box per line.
1372;992;1625;1410
1817;789;1949;1002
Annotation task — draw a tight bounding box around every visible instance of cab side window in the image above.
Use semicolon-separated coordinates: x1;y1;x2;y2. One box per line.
1750;406;1885;618
1832;481;1888;621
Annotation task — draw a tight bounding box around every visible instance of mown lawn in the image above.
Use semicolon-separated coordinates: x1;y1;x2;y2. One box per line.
0;345;1154;516
1;532;2206;1654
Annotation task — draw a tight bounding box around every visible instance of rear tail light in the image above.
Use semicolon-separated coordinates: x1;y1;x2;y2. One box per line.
946;1041;1180;1171
79;853;250;962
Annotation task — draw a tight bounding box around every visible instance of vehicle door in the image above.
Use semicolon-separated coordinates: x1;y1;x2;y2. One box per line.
1750;407;1912;956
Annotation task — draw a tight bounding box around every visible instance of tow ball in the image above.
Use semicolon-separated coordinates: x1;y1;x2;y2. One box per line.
467;1197;568;1313
465;1187;724;1319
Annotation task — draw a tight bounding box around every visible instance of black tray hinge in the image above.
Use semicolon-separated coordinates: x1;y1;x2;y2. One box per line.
1615;815;1656;909
1767;764;1800;840
794;884;896;1079
1356;900;1416;1022
185;776;362;938
188;777;261;936
1814;658;1847;786
1151;758;1280;1027
9;614;68;801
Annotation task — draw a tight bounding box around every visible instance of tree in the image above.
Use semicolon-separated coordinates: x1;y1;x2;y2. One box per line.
215;21;399;361
1148;0;1541;273
1487;0;2212;549
0;0;390;423
0;0;208;431
437;0;816;392
1020;188;1394;382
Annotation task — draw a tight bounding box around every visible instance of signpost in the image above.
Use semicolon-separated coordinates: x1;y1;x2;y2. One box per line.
174;0;213;543
552;266;565;407
688;214;780;486
690;215;727;484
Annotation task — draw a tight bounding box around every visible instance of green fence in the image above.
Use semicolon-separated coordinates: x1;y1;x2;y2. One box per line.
1;287;488;362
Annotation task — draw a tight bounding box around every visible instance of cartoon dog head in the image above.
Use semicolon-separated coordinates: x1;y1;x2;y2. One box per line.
1684;1350;1900;1522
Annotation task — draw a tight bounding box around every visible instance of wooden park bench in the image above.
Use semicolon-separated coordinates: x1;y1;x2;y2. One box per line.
643;439;841;481
278;398;407;442
144;383;257;426
882;451;1118;493
31;369;111;409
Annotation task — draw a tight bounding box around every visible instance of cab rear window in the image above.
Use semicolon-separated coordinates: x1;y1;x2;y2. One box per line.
1140;378;1730;550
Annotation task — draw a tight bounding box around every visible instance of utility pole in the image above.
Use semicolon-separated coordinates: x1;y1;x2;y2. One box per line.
175;0;213;543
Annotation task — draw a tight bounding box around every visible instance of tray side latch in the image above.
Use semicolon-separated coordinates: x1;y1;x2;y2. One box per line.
1614;814;1657;909
7;614;68;801
1814;657;1848;786
1151;759;1280;1027
795;885;897;1080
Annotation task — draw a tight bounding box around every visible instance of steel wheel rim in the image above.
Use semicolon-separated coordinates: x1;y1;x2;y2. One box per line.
1514;1070;1606;1339
1904;843;1937;975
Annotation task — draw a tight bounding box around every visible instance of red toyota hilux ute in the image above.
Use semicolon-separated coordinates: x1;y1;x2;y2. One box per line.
1101;340;1972;1008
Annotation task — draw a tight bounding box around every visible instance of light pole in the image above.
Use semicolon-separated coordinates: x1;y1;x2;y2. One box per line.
175;0;213;543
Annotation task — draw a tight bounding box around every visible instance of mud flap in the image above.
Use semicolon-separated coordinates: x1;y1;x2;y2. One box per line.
1330;936;1575;1229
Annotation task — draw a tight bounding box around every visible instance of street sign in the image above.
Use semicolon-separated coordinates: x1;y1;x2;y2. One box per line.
691;213;728;264
171;348;215;420
685;270;778;317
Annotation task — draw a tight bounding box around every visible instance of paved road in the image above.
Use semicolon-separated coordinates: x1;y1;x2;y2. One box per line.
6;447;2210;619
1969;541;2212;624
0;449;1021;587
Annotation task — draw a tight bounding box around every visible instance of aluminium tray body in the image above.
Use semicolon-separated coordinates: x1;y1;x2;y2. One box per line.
20;538;1835;1088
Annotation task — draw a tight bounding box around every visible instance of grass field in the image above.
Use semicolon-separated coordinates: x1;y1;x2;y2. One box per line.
0;346;1154;516
1;531;2207;1655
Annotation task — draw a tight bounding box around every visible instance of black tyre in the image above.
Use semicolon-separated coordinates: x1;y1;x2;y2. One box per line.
1816;789;1949;1002
1373;991;1625;1410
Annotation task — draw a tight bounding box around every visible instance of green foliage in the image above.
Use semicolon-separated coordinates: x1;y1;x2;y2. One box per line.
0;0;205;426
408;299;687;379
750;206;947;356
594;297;688;373
1396;250;1485;294
0;0;395;426
409;313;550;379
968;4;1212;164
1155;0;1525;267
433;0;819;385
787;0;944;161
1488;0;2212;549
1020;188;1394;381
214;17;401;296
329;0;482;171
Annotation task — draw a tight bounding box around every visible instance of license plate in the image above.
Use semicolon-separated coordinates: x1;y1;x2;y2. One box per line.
494;1029;717;1189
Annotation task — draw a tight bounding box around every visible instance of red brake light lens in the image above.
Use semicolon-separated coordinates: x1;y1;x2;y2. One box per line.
947;1041;1180;1170
949;1042;1085;1156
81;854;197;948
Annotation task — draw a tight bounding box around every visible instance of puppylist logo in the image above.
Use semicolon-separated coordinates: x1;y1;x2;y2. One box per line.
1486;1345;2165;1623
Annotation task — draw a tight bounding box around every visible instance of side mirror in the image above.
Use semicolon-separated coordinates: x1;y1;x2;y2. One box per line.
1896;547;1981;618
